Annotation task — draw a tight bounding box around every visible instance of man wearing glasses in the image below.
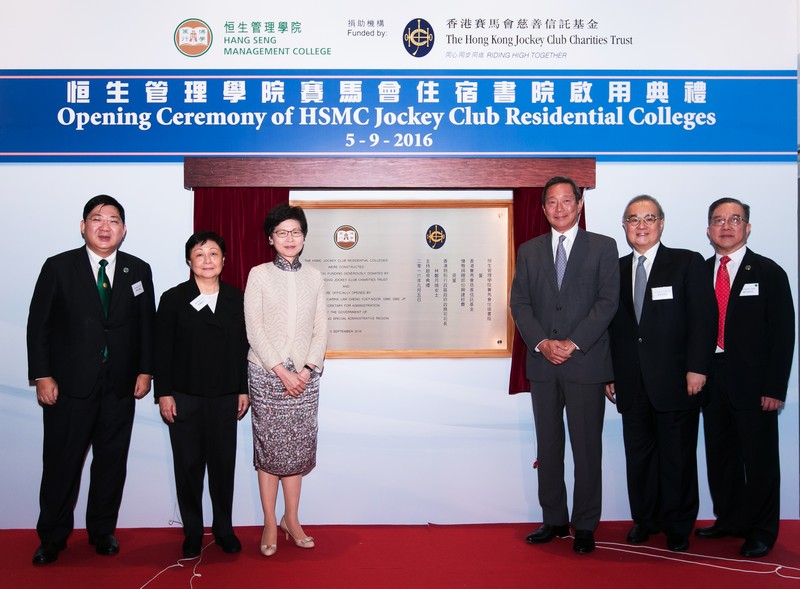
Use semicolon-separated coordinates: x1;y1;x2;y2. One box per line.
605;195;716;552
695;198;794;558
27;195;155;565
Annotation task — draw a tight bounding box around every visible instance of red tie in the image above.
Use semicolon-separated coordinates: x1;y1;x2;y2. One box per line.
715;256;731;349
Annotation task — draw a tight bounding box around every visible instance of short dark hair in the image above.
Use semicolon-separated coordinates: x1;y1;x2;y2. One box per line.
263;203;308;237
83;194;125;223
708;197;750;224
541;176;582;206
185;230;226;261
624;194;665;220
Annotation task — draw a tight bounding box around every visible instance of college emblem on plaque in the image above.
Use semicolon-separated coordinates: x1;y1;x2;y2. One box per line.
334;225;359;250
425;224;446;249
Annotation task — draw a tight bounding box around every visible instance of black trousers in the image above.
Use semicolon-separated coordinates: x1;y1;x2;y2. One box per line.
37;366;135;544
702;354;780;545
621;373;700;537
167;392;239;539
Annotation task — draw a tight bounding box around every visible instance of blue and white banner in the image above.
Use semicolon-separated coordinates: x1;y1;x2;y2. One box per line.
0;69;794;161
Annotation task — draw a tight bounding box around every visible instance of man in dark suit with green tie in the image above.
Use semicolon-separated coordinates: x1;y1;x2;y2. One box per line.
27;194;155;565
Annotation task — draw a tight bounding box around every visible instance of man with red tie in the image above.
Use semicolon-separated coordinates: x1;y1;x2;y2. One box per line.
696;197;795;558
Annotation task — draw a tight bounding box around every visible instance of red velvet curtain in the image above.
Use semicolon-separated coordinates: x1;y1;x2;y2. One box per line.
193;187;290;291
508;187;587;394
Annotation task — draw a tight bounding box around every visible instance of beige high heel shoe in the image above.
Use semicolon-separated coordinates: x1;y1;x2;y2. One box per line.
260;525;277;557
280;516;315;549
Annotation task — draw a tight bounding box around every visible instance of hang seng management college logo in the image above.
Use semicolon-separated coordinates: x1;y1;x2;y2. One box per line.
175;18;213;57
403;18;434;58
334;225;359;250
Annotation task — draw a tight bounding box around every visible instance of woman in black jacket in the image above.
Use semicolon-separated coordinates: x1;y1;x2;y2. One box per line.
155;231;250;559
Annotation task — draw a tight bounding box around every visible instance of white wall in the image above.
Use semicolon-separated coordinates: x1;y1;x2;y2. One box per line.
1;160;796;529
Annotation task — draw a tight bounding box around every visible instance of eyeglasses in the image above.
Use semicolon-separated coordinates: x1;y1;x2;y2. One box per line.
623;214;661;226
273;229;304;238
87;215;123;227
710;215;746;227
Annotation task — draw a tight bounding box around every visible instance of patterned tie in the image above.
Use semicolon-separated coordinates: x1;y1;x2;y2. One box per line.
97;259;111;318
715;255;731;349
555;235;567;289
633;255;647;323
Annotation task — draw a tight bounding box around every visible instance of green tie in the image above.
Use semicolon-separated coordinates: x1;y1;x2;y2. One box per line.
97;259;111;317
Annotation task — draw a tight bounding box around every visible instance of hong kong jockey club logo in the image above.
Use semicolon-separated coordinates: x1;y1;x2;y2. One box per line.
403;18;434;58
334;225;359;250
175;18;212;57
426;224;446;249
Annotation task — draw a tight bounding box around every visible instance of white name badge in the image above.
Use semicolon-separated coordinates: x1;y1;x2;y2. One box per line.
740;283;759;296
190;293;208;311
131;281;144;297
651;286;674;300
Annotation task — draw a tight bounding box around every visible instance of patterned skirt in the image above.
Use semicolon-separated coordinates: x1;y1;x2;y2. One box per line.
248;359;320;476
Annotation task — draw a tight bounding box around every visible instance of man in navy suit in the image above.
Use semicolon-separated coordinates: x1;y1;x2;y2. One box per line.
694;197;795;558
605;195;716;552
27;194;155;565
510;176;619;554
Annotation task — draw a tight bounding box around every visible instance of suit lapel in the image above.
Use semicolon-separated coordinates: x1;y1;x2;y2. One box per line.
639;245;671;323
560;229;587;291
72;248;106;317
535;235;559;293
214;282;235;321
619;253;634;319
109;252;133;317
726;248;754;318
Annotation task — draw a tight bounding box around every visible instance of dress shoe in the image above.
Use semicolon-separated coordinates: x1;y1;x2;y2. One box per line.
90;534;120;555
32;541;66;565
260;526;277;557
214;533;242;554
182;536;202;559
666;533;689;552
525;524;570;544
626;524;650;544
280;516;315;549
740;538;772;558
573;530;595;554
694;522;735;539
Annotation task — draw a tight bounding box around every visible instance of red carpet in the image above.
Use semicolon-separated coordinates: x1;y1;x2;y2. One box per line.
5;521;800;588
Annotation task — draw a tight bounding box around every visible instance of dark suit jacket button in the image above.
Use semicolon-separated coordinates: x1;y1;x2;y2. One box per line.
552;329;558;334
556;306;562;311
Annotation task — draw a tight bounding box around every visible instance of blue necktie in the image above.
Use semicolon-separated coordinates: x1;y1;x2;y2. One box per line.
555;235;567;289
634;255;646;323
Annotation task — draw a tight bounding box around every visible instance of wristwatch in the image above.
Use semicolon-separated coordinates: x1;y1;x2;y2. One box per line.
303;364;322;375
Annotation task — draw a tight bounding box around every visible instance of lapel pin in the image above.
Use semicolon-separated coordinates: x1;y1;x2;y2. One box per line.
123;267;129;273
744;265;751;271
